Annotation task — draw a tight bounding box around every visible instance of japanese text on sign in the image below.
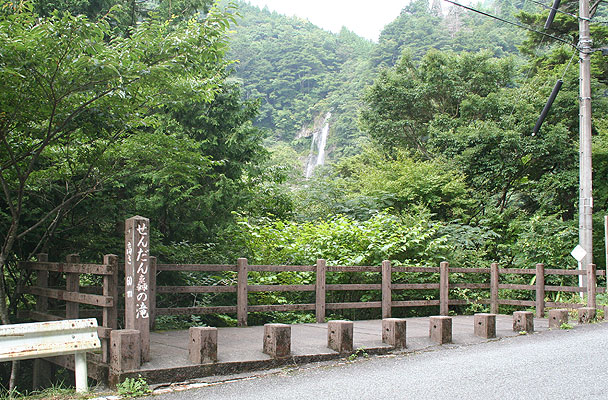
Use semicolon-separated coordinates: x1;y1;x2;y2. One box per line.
135;222;149;319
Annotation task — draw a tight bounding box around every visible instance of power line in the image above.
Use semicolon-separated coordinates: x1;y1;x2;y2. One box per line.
561;50;577;80
442;0;578;49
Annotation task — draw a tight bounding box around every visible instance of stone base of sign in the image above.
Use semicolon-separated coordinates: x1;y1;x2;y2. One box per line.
110;329;141;372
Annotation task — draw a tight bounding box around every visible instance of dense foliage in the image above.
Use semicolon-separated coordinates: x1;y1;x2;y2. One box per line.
371;0;526;68
0;0;278;332
230;0;608;320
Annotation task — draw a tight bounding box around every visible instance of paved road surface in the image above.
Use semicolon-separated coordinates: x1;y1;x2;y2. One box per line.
148;322;608;400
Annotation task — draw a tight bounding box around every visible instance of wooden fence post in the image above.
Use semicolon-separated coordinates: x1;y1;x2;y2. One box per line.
237;258;248;327
382;260;392;319
103;254;119;330
315;259;326;323
65;254;80;319
490;263;499;315
587;263;597;309
440;261;449;316
102;254;118;364
35;253;49;314
536;263;545;318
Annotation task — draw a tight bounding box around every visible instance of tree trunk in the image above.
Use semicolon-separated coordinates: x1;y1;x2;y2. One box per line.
9;361;19;392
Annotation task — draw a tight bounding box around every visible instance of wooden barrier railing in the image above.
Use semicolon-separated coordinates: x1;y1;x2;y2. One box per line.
20;254;607;373
154;259;606;327
19;253;119;365
22;256;606;332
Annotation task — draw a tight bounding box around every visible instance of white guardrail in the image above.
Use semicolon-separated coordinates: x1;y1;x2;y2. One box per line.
0;318;101;392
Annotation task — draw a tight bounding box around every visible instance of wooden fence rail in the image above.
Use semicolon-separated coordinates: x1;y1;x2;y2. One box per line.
154;259;606;327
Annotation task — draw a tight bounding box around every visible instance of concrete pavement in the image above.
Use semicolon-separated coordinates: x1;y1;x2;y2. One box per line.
117;314;551;385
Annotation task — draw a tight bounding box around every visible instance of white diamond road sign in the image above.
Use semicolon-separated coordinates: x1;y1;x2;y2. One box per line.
571;245;587;262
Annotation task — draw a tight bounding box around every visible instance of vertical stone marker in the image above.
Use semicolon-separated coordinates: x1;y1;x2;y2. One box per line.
474;313;496;339
263;324;291;359
189;327;218;364
429;316;452;344
125;216;150;362
327;320;353;354
513;311;534;332
548;309;569;329
578;307;596;323
382;318;406;348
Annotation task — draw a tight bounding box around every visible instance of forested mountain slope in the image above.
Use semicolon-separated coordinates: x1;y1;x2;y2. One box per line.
226;0;608;272
228;1;375;160
372;0;528;68
227;0;528;172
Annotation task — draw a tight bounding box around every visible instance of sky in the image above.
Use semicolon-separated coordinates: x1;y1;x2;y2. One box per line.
243;1;409;41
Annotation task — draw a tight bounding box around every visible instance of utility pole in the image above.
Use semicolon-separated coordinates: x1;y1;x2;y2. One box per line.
579;0;593;287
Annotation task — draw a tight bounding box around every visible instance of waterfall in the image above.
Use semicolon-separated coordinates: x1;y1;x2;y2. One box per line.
305;112;331;179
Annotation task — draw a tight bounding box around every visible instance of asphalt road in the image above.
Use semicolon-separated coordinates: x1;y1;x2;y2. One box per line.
147;322;608;400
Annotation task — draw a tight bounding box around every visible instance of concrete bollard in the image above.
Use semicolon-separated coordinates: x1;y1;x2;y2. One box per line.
429;316;452;344
382;318;407;349
110;329;141;372
548;309;569;329
513;311;534;332
189;327;218;364
327;320;353;354
474;313;496;339
578;307;596;323
263;324;291;358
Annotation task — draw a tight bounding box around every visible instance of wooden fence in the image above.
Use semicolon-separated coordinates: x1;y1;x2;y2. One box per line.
19;253;118;366
18;255;607;351
154;259;607;326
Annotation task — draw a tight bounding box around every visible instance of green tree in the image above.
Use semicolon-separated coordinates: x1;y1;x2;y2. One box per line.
360;50;514;157
0;0;234;327
33;0;216;34
330;148;474;220
371;0;524;68
58;83;269;262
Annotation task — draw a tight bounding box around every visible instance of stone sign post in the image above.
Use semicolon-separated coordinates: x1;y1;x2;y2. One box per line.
125;216;150;362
